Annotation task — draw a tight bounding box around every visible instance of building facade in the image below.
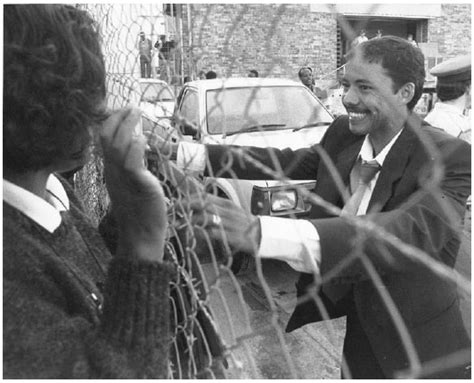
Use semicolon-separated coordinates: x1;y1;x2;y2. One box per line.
175;3;470;88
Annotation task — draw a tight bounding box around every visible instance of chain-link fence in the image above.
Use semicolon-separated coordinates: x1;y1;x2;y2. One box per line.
74;3;471;379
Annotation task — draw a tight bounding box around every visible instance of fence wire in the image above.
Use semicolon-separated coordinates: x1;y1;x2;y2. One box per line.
74;3;471;379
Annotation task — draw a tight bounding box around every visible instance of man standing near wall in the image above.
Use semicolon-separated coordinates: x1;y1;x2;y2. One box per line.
298;66;327;102
138;31;152;78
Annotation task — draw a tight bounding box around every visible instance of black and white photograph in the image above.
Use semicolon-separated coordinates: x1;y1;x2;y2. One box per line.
3;2;471;379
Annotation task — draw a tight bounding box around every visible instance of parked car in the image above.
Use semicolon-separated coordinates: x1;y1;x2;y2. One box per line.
167;77;334;217
106;75;175;122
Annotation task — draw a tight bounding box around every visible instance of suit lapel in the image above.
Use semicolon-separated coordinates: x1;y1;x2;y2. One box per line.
334;138;364;199
368;119;419;212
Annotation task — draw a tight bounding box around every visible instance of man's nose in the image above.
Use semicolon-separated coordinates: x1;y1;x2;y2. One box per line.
342;86;358;106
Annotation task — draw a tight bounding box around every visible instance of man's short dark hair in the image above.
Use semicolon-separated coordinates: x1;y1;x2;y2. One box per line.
206;70;217;79
436;80;471;102
298;66;312;78
4;5;107;173
249;69;259;77
345;35;426;110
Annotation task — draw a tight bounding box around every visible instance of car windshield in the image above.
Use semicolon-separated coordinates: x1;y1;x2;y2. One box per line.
140;83;174;102
206;85;333;135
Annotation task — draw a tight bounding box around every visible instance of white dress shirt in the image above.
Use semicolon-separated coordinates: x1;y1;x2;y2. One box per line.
178;130;403;274
3;175;69;233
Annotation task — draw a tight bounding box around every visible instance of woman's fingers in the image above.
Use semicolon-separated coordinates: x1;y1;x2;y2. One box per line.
100;107;142;163
122;134;147;175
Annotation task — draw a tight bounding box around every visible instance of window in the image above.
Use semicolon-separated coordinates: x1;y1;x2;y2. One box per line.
179;89;199;128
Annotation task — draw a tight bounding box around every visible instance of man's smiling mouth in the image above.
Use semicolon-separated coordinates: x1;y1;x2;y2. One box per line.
348;111;369;122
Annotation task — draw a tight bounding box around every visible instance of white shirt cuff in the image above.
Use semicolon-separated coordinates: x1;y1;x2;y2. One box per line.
177;141;206;173
258;216;321;274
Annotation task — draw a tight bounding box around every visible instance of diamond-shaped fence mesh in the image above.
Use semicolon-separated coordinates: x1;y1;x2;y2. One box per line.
74;3;471;379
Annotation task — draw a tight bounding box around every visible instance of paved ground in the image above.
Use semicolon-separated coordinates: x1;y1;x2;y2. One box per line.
203;260;345;379
203;209;471;379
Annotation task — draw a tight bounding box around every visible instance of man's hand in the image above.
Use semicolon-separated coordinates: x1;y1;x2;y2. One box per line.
100;107;167;262
185;193;261;256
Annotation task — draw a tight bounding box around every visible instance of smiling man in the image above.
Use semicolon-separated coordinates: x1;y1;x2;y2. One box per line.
161;35;471;378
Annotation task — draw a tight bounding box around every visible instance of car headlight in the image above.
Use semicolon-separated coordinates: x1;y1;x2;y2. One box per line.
251;183;314;217
271;190;297;212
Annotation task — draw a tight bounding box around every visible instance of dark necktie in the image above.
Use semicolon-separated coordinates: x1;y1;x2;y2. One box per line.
341;158;381;216
323;158;381;304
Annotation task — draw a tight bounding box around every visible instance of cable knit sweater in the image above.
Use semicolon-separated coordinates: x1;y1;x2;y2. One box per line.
3;181;174;378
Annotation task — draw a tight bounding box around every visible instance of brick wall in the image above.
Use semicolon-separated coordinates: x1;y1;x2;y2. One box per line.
427;4;471;59
183;4;338;82
181;4;470;84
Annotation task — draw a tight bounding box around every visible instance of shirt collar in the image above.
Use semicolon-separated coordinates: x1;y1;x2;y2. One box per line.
433;102;466;115
359;129;404;166
3;174;69;233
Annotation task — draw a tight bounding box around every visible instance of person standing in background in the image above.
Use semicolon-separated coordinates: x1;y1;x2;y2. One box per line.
156;34;176;83
298;66;327;102
407;33;418;47
138;31;153;78
326;67;346;116
351;29;368;48
425;54;471;144
248;69;259;78
206;70;217;79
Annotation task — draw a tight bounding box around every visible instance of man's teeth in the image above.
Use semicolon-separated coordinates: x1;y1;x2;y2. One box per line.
349;112;367;121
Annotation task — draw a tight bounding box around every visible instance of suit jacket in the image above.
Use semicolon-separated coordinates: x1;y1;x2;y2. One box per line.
205;115;471;378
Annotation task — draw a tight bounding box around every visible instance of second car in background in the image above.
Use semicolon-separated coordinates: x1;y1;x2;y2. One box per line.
107;75;175;121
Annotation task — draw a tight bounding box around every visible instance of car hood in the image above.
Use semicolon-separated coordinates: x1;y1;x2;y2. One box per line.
204;125;329;150
141;101;175;118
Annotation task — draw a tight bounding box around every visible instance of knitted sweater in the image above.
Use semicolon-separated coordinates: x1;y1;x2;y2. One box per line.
3;181;174;378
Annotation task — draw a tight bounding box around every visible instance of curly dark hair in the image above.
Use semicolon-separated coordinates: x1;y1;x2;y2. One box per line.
436;79;471;102
345;35;426;110
4;5;107;173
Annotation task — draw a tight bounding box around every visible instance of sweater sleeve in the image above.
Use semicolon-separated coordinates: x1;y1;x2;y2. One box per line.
3;254;175;379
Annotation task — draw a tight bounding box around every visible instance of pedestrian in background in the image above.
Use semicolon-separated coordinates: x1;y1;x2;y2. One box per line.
156;34;175;83
248;69;259;77
138;31;153;78
206;70;217;79
351;29;368;48
298;66;327;101
407;33;418;47
4;4;173;378
326;67;346;116
425;54;471;143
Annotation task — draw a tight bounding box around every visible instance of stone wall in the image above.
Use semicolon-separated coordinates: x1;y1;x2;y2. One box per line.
181;3;470;82
427;4;471;59
183;4;338;82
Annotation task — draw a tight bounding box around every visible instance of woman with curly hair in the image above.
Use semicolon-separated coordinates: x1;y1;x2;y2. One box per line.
4;4;172;378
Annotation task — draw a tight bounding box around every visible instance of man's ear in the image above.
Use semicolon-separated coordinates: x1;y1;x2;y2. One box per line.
399;82;415;106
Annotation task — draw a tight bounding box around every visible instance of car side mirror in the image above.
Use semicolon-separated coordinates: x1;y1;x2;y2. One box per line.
181;123;201;141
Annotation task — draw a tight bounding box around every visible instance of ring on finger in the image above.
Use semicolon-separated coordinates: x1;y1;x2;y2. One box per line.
211;214;222;226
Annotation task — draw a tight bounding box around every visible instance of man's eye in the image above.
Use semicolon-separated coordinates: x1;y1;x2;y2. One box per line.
359;85;371;91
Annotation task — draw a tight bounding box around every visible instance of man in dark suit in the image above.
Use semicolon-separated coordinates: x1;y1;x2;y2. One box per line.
163;36;471;378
